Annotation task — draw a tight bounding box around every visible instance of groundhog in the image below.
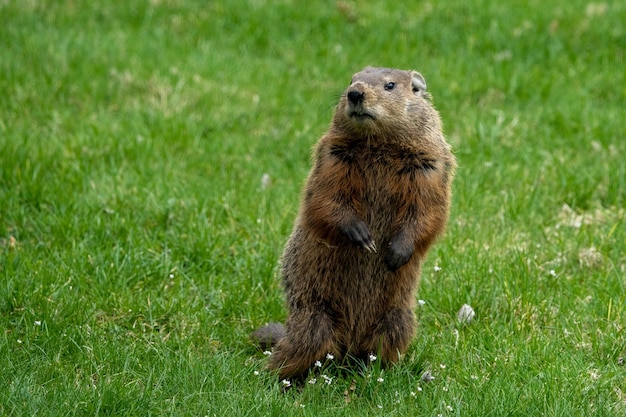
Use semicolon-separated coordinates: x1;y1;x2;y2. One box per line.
252;66;456;381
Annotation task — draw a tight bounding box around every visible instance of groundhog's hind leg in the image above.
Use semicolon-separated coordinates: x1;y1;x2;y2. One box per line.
361;308;416;364
267;309;339;380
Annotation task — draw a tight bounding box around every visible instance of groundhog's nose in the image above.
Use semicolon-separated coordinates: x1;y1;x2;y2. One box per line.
347;90;365;105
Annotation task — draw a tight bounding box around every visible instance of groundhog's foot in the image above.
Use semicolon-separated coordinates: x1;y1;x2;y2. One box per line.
385;235;414;271
340;219;377;253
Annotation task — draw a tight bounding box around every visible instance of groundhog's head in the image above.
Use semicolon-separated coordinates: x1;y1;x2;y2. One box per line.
334;67;437;139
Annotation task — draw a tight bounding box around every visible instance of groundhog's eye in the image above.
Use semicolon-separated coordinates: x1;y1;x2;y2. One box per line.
384;82;396;91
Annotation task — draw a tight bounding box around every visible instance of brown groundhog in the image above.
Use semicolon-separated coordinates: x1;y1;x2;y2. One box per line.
252;66;456;380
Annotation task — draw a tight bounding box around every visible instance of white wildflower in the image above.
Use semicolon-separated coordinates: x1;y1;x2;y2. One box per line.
314;360;322;367
281;379;291;387
261;173;272;190
307;378;317;385
434;266;442;272
253;371;260;376
418;299;426;306
369;353;377;362
377;377;384;383
326;353;334;360
263;350;272;356
34;321;42;326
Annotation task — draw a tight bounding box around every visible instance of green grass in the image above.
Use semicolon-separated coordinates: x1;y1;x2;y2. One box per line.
0;0;624;415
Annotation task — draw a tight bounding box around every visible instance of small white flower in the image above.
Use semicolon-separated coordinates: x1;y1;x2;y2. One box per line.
434;266;442;272
410;391;417;397
261;173;272;190
299;404;305;408
314;360;322;367
418;299;426;306
549;269;557;276
307;378;317;385
417;386;423;392
377;377;384;383
326;353;334;360
17;339;22;344
321;374;333;385
263;350;272;356
168;273;174;279
369;353;377;362
34;321;41;326
377;405;383;409
443;386;449;392
253;371;260;376
281;379;291;387
446;405;453;411
439;363;446;369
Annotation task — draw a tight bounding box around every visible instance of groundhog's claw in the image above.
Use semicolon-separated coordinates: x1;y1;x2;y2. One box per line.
341;219;376;252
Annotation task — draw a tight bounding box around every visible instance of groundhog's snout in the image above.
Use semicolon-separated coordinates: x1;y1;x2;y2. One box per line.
347;90;365;105
346;84;373;120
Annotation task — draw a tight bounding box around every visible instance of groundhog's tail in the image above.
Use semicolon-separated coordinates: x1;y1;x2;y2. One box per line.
250;322;285;351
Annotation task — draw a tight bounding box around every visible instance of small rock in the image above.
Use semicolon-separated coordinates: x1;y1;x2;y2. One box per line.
420;370;435;383
457;304;475;324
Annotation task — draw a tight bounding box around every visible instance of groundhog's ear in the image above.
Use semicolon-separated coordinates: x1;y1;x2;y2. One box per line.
411;71;427;94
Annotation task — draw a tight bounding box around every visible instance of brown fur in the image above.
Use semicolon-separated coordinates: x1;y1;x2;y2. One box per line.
252;67;456;380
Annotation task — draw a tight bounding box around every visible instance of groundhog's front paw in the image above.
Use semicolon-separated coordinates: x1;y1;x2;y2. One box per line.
340;220;377;253
385;238;414;271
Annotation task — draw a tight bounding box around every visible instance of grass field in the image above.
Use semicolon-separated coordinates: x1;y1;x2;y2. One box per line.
1;0;624;415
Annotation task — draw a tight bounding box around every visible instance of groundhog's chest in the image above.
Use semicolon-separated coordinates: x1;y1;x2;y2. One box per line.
331;140;436;173
329;141;436;226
